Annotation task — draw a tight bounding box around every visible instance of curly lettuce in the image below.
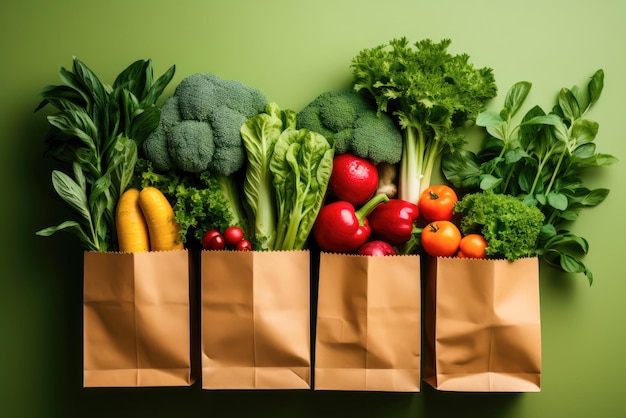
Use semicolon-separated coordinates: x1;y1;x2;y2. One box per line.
453;190;544;261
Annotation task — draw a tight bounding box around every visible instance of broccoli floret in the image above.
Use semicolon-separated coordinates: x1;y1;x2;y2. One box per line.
296;90;403;164
139;73;267;243
168;120;215;172
453;190;545;261
142;72;267;176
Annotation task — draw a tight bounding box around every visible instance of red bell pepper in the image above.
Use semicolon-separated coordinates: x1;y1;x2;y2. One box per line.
368;198;420;245
313;193;389;253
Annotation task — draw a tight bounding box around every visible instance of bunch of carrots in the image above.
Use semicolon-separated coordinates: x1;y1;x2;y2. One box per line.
116;187;184;252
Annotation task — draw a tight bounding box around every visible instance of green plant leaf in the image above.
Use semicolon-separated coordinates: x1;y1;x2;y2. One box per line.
558;88;580;120
581;188;610;206
441;149;481;189
486;122;506;141
51;169;92;223
144;64;176;107
479;174;501;190
572;119;598;145
503;81;532;119
476;110;503;127
547;191;568;210
588;69;604;108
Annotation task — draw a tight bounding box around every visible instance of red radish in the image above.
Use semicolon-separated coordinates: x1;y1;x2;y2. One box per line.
330;153;379;206
223;226;245;246
206;234;226;250
236;239;252;251
357;240;396;256
202;229;223;250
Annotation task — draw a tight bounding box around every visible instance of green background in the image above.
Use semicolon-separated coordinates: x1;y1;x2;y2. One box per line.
1;0;624;417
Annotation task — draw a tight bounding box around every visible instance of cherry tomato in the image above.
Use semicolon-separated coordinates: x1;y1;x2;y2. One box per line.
223;226;245;246
459;233;488;259
236;239;252;251
329;153;379;206
420;220;461;257
202;229;223;250
418;185;458;222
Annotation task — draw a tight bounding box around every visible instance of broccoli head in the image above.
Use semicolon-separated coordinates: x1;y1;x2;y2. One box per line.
296;90;403;164
453;190;545;261
143;73;267;176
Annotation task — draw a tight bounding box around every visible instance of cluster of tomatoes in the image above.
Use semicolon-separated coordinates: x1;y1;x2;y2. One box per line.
202;226;252;251
418;185;487;259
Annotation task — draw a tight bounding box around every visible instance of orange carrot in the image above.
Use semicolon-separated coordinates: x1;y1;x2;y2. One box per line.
115;188;150;252
138;186;184;251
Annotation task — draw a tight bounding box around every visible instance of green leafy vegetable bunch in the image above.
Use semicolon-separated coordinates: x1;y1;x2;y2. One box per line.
241;103;334;251
35;57;175;251
442;70;618;283
454;190;545;261
351;37;497;204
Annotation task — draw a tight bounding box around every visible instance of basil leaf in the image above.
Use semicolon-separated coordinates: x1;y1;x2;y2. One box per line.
503;81;531;119
504;147;526;164
572;119;598;144
581;188;610;206
558;88;580;120
560;252;586;274
486;122;506;141
476;110;503;127
441;149;481;189
547;192;568;210
479;174;501;190
588;69;604;107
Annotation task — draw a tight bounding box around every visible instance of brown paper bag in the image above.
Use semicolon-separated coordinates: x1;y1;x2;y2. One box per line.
200;250;311;389
314;252;421;392
83;250;193;387
423;256;541;392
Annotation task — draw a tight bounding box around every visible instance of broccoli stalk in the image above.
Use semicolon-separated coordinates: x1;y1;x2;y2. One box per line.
351;37;498;204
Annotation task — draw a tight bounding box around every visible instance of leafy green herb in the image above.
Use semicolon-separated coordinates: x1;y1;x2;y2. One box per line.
35;57;175;251
454;190;545;261
442;70;618;284
132;158;244;248
351;37;497;204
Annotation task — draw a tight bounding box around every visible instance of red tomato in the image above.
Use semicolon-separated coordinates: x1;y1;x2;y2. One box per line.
418;185;458;222
223;226;245;246
459;233;488;259
420;220;461;257
329;153;379;206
